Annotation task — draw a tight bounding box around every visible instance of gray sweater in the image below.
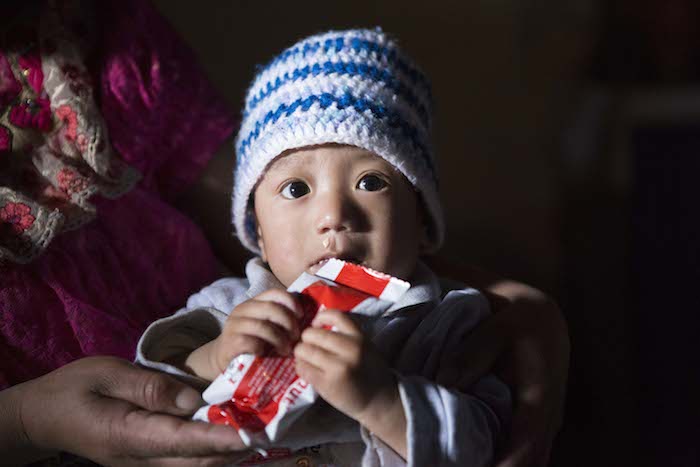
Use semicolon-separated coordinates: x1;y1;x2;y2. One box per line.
136;258;511;466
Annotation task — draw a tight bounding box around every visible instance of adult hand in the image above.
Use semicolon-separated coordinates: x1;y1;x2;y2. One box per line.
437;281;570;467
6;356;246;466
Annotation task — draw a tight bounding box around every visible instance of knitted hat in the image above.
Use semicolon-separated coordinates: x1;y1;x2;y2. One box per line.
233;28;444;254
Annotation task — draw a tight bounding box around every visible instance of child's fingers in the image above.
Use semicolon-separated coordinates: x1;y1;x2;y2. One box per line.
310;310;361;337
293;341;344;371
255;289;304;318
299;327;361;364
294;358;324;385
214;335;269;369
225;317;294;355
231;300;300;339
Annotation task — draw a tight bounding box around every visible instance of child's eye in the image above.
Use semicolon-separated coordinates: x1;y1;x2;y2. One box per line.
357;174;387;192
280;180;310;199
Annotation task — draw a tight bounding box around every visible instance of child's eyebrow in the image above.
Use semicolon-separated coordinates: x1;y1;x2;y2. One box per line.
267;154;308;173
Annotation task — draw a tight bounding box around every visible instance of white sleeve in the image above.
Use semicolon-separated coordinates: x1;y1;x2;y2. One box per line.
359;374;510;467
185;276;251;311
400;374;510;467
134;277;250;384
360;287;512;466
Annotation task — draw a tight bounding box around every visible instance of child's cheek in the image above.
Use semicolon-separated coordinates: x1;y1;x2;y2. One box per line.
267;234;307;287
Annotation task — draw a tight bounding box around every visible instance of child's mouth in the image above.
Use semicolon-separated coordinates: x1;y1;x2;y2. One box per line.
308;256;361;274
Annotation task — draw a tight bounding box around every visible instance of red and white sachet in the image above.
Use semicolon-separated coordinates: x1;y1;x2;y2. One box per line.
192;259;410;448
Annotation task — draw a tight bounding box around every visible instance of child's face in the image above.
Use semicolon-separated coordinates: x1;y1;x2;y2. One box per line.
254;145;425;287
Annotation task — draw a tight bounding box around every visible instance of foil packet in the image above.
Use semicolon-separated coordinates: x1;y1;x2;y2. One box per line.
192;259;410;448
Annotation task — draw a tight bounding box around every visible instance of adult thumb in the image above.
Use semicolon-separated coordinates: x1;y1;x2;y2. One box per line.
90;358;204;415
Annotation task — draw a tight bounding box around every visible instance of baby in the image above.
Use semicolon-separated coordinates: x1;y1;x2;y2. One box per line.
137;28;510;466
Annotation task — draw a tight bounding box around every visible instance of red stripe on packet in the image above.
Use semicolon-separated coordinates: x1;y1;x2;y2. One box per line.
315;259;410;302
335;265;390;297
301;281;367;311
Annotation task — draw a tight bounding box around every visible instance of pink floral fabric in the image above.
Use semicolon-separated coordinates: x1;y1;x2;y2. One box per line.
0;0;141;264
0;202;36;234
0;0;235;389
0;190;221;387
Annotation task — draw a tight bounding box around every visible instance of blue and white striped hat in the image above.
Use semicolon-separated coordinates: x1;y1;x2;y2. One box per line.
233;28;444;254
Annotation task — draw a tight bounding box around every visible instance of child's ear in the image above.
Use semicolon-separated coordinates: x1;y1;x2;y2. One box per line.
256;224;268;262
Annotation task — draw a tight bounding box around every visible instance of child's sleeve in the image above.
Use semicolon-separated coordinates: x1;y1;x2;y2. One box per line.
134;277;249;384
361;288;512;467
394;374;509;466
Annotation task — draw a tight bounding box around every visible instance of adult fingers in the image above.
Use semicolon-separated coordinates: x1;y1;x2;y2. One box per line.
494;418;552;467
310;309;361;337
493;442;533;467
494;385;555;467
88;358;204;416
533;443;553;467
111;408;245;458
132;454;240;467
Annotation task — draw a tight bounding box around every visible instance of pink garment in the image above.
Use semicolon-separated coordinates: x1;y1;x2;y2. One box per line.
0;0;235;389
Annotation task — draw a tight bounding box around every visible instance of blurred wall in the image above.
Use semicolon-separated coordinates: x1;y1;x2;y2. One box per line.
152;0;597;294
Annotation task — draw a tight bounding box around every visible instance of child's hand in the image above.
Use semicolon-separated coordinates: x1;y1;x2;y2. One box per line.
185;289;302;381
293;310;397;422
215;289;302;364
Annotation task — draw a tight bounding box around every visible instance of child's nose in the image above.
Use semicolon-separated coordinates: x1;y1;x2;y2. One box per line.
315;192;357;234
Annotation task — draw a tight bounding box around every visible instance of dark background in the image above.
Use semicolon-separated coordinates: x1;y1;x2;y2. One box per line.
152;1;699;466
